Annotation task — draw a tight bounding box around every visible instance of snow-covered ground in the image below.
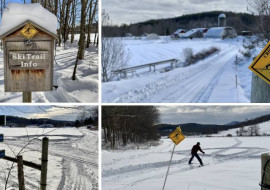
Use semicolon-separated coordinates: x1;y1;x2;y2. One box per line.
102;36;263;103
0;126;98;190
102;136;268;190
218;120;270;136
0;34;98;103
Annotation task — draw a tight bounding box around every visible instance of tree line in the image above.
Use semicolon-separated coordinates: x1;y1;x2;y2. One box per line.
103;11;257;37
102;106;160;149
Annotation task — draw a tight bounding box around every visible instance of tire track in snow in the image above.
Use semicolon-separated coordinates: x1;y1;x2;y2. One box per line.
103;138;267;190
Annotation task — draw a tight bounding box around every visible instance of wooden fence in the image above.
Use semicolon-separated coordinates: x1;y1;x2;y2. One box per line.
113;59;178;78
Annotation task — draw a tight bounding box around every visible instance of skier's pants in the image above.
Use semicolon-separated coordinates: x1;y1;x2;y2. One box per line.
189;153;203;165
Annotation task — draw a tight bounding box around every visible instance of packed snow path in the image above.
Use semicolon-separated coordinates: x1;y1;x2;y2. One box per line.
102;38;252;103
0;42;98;103
103;137;269;190
0;127;98;190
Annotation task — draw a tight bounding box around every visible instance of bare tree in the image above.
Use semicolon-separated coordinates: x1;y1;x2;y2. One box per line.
247;0;270;40
102;11;130;82
71;0;87;80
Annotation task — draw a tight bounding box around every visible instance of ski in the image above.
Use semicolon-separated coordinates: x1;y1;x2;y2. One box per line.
199;163;209;167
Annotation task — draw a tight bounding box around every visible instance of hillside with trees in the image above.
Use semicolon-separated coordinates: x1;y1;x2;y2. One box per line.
103;11;257;37
157;113;270;136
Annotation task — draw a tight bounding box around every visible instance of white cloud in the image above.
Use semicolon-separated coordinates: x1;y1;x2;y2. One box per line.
102;0;249;25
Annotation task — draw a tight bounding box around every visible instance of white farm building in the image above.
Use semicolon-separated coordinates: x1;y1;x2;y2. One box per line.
205;27;237;39
182;28;208;39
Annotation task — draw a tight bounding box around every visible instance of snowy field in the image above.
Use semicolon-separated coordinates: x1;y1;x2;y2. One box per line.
102;136;268;190
218;120;270;136
102;36;263;103
0;126;98;190
0;35;98;103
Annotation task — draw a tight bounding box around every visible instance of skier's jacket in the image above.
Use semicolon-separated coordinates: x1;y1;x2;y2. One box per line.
191;144;205;154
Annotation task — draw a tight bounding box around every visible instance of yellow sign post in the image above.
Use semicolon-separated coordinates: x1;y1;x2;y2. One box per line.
162;126;185;190
169;127;185;145
249;41;270;85
20;23;38;39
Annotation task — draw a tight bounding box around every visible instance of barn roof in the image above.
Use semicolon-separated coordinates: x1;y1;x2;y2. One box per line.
173;29;185;34
0;3;57;39
205;27;236;38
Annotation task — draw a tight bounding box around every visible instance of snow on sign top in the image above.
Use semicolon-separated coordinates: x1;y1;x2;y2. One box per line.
0;3;57;37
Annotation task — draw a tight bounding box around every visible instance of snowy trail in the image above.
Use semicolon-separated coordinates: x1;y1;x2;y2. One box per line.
102;137;269;190
103;39;248;103
0;128;98;190
112;47;238;103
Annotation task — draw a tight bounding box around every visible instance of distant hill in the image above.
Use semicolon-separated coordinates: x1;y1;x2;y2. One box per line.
104;11;258;37
225;121;241;126
3;115;72;127
157;113;270;136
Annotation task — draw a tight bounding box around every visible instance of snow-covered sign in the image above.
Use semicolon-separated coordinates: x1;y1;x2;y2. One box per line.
0;3;58;92
169;127;185;145
249;41;270;85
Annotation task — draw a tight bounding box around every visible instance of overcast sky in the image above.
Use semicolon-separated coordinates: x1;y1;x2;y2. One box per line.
103;0;250;25
0;106;97;121
158;106;270;125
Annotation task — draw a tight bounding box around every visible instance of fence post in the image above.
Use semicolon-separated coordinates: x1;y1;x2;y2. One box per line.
40;137;49;190
261;153;270;190
22;92;32;103
17;155;25;190
251;73;270;102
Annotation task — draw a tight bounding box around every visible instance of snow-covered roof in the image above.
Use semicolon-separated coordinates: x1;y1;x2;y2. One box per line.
173;29;185;34
182;28;207;37
205;27;228;38
182;29;200;37
0;3;57;37
219;14;226;18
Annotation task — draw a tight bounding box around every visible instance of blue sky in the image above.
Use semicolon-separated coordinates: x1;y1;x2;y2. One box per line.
0;106;97;121
103;0;250;25
159;106;270;125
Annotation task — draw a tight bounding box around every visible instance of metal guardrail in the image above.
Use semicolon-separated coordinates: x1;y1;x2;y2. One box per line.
113;59;178;78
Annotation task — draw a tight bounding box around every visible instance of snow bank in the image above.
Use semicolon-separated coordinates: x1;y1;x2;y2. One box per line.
0;3;57;36
146;33;160;40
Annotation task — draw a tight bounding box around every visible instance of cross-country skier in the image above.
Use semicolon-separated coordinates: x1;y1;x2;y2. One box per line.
188;142;205;166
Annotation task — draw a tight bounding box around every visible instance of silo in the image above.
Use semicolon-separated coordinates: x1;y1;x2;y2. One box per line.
218;14;226;27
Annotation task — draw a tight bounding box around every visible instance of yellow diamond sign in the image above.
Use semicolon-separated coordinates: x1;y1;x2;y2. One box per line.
169;127;185;145
249;41;270;85
20;23;38;39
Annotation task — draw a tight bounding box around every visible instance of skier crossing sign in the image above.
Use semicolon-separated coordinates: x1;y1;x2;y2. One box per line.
249;41;270;85
20;23;38;39
169;126;185;145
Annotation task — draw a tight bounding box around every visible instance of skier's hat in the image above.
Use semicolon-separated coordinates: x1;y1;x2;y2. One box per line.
197;142;200;145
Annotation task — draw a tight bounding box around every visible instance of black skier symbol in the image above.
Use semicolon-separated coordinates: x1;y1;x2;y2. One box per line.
265;63;270;70
174;133;179;139
25;27;31;34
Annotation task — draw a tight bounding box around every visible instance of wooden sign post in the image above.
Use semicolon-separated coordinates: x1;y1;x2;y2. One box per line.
0;21;58;102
